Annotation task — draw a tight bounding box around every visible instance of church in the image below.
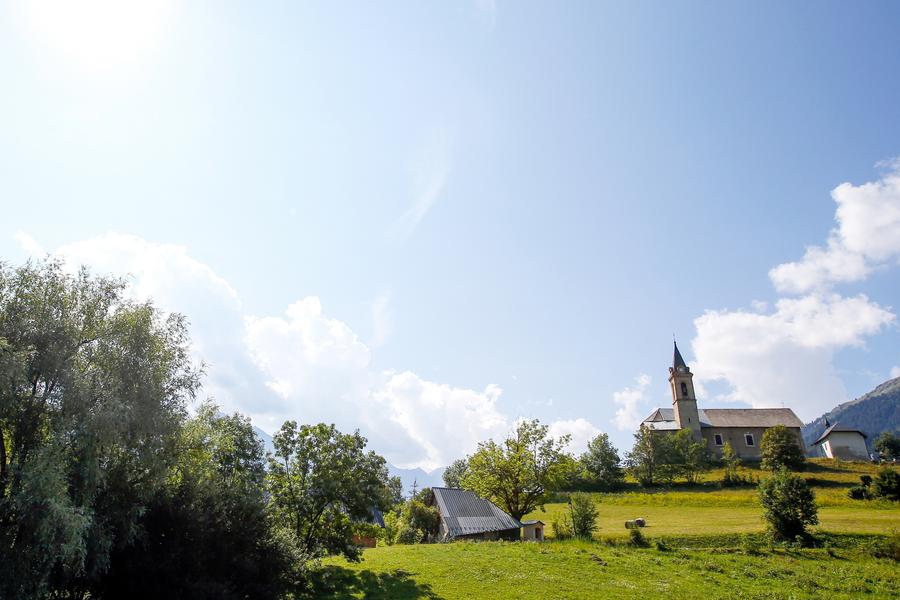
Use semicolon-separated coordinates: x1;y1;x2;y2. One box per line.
641;342;805;459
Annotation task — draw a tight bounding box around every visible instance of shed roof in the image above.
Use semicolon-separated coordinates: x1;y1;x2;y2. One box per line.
520;520;544;526
641;407;803;429
429;487;522;538
813;422;867;446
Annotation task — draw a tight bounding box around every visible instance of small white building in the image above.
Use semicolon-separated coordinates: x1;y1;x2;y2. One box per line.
521;520;545;542
813;422;868;460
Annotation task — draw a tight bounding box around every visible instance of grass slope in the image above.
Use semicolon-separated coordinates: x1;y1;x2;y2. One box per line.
320;539;899;599
320;460;899;599
527;459;900;538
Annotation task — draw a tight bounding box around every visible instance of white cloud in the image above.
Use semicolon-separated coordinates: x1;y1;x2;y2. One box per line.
692;293;895;420
371;289;393;347
612;374;652;431
770;162;900;294
548;418;602;455
891;366;900;379
693;163;900;422
14;231;45;256
13;231;602;471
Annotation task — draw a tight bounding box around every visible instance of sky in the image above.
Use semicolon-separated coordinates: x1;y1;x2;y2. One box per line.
1;1;899;470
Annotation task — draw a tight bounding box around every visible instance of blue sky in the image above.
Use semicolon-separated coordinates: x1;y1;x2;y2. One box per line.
1;1;899;469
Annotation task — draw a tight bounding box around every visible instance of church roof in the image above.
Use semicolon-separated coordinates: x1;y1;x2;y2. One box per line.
813;422;867;446
641;407;803;429
673;341;687;370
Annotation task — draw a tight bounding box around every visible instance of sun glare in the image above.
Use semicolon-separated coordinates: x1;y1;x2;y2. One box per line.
20;0;175;74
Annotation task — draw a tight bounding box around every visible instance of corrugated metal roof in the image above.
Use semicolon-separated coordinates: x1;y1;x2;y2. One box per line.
813;422;867;446
430;487;522;538
641;407;803;428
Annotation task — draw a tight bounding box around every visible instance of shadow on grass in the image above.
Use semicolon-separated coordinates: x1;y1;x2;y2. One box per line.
310;565;443;600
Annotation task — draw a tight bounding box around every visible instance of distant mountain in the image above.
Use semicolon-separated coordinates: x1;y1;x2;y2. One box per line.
802;376;900;454
388;464;446;496
253;426;276;455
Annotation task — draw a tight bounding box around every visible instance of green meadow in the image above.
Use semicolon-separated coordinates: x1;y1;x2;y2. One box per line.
321;460;900;599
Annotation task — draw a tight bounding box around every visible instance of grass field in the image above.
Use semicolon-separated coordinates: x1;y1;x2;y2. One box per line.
526;458;900;538
319;538;899;599
320;460;899;599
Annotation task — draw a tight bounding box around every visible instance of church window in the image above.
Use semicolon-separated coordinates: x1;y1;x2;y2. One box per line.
680;382;688;397
714;434;723;446
744;433;755;447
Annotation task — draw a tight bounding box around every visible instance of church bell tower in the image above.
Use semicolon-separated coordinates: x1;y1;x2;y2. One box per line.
669;341;702;442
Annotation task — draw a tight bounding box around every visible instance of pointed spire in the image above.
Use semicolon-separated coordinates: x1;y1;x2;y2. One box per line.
673;340;687;370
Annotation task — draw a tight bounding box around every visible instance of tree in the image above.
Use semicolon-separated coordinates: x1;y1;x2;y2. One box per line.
461;419;575;521
758;469;818;540
0;260;200;600
721;441;743;486
93;403;294;600
266;421;389;562
381;475;404;511
670;429;709;484
579;433;624;490
760;426;806;471
393;499;440;544
625;425;675;486
567;493;599;539
443;458;469;488
873;467;899;501
874;432;900;461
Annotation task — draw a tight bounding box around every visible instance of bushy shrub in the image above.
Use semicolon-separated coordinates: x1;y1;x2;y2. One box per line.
568;493;599;539
628;528;648;547
551;517;573;540
848;474;874;500
866;531;900;561
391;500;440;544
873;468;900;502
758;469;818;540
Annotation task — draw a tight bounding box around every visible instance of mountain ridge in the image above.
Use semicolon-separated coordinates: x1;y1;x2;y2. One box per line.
802;376;900;453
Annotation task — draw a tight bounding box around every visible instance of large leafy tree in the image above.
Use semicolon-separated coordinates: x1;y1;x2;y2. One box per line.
461;419;575;521
0;260;200;599
670;429;709;484
874;431;900;460
266;421;389;562
94;402;295;600
760;425;806;471
579;433;624;490
442;458;469;488
625;425;675;486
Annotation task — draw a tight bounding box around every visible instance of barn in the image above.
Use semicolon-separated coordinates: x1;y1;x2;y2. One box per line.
426;487;522;541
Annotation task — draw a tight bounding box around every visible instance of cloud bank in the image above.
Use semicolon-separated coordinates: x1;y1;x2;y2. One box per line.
691;164;899;420
16;231;600;470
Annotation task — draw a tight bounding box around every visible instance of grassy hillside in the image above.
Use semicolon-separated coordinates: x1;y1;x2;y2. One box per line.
526;458;900;538
320;538;899;599
320;459;899;599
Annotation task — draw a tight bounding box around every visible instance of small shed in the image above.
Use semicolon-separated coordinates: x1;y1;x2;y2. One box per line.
427;487;522;541
521;520;545;542
352;505;385;548
813;422;868;460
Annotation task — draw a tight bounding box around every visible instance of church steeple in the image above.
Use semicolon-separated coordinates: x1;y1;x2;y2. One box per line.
668;340;702;441
673;340;688;372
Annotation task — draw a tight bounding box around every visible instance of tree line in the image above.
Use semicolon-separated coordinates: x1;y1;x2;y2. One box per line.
0;261;396;600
